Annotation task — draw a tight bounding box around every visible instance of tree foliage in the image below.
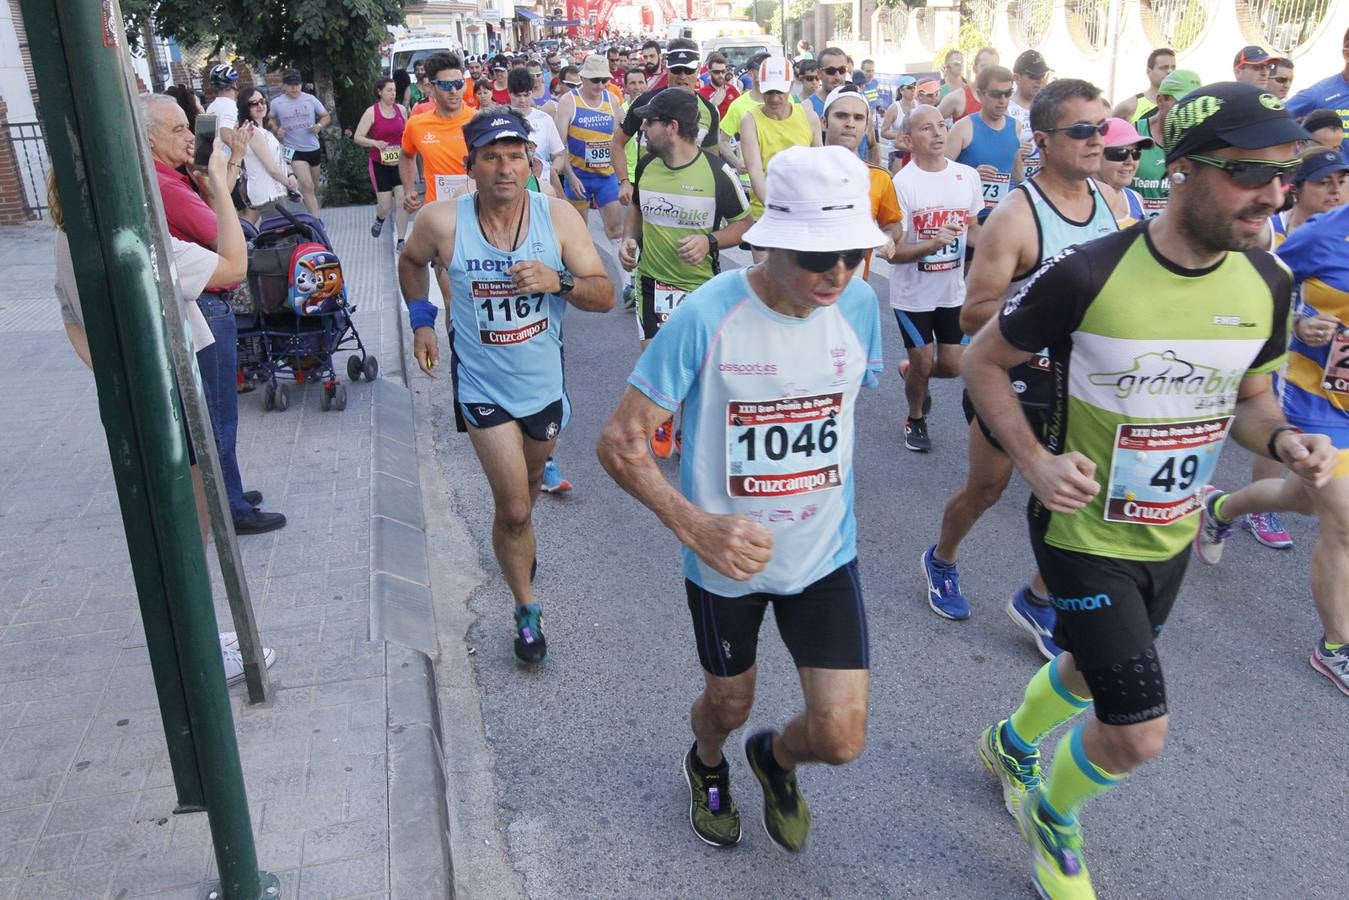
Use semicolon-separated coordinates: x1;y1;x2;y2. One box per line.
122;0;404;128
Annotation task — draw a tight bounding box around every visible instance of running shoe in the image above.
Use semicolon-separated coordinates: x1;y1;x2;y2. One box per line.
513;604;547;663
651;420;674;459
623;283;637;310
978;721;1042;818
1193;485;1234;566
1007;588;1063;659
743;729;810;853
370;217;384;237
904;417;931;453
682;745;742;847
222;644;277;685
540;458;571;494
1310;640;1349;697
921;545;970;620
1015;789;1096;900
1243;512;1293;549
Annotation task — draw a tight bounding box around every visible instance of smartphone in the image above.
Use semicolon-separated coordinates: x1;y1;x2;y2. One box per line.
192;114;217;170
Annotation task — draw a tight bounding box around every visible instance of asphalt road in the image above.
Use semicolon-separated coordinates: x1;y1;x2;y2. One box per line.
418;219;1346;900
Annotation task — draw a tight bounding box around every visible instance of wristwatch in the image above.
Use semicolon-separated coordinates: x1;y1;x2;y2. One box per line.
706;232;718;255
556;270;575;295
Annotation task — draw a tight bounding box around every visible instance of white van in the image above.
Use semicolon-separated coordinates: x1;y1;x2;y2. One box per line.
698;36;782;72
386;34;465;76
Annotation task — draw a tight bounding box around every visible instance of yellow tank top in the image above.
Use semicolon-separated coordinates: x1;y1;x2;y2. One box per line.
748;103;815;217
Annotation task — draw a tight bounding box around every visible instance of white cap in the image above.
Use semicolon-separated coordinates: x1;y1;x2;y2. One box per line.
757;57;793;94
742;146;887;252
821;85;870;116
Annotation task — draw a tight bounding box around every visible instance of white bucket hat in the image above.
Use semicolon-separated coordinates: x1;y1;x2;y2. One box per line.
742;146;887;252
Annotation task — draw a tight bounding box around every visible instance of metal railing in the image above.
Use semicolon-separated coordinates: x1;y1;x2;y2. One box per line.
1141;0;1213;52
1242;0;1330;53
1008;0;1053;48
2;119;51;219
1067;0;1111;51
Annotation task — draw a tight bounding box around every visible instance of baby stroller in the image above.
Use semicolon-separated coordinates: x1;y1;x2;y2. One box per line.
236;206;377;411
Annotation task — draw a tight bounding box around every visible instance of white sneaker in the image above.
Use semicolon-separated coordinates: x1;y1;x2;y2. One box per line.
222;645;276;685
219;632;238;651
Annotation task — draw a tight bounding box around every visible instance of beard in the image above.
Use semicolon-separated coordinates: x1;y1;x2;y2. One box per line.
1176;193;1279;255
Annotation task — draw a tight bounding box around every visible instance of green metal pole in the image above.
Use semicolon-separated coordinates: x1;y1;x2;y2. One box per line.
20;1;273;897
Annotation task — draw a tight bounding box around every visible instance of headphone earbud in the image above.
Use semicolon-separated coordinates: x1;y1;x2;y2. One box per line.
1036;140;1046;150
1171;171;1187;184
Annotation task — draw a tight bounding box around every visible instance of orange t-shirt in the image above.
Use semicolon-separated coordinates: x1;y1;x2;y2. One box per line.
864;163;904;277
463;80;479;110
402;106;476;202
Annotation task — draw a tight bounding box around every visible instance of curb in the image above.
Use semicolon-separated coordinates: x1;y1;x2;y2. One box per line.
370;259;454;897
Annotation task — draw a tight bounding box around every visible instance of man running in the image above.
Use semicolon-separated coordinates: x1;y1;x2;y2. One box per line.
696;53;741;120
399;110;612;663
1132;69;1201;218
937;49;967;99
1233;45;1276;89
1285;26;1349;156
820;86;903;277
891;105;982;453
938;47;1000;122
946;65;1023;222
598;145;885;854
804;47;850;119
971;81;1332;899
741;57;821;221
616;89;752;457
1007;50;1050;181
1110;48;1176;123
717;51;772;187
1193;199;1349;696
922;80;1117;650
269;69;330;216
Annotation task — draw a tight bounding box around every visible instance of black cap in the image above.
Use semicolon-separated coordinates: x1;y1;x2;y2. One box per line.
463;110;531;150
631;87;698;122
746;51;771;72
1302;108;1344;133
1164;82;1311;164
1294;148;1349;184
666;48;699;70
1234;45;1275;68
1013;50;1049;77
282;69;303;85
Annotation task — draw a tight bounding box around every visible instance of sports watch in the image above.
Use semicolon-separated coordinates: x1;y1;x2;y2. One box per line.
556;270;575;295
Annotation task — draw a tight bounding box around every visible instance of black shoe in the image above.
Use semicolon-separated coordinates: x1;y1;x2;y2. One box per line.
242;490;263;508
905;417;932;453
371;218;384;237
513;604;547;663
233;509;287;534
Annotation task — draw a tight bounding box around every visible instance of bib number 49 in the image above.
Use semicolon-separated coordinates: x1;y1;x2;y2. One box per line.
1148;454;1199;493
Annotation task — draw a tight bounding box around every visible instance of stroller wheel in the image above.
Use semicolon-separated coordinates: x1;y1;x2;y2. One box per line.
347;355;364;382
334;383;348;411
363;355;379;381
320;384;333;412
262;381;276;411
275;383;290;412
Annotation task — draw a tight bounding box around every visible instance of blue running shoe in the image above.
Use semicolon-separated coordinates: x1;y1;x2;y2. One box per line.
921;545;970;620
1008;587;1062;660
540;458;572;494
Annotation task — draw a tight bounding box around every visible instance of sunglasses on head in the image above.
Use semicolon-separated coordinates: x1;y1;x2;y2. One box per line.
1185;154;1301;188
1042;120;1109;140
1104;146;1144;162
821;66;849;76
983;88;1013;100
434;78;465;91
795;248;867;272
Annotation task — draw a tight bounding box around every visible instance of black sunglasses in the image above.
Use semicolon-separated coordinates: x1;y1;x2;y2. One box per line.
821;66;849;76
1104;146;1144;162
248;99;267;106
587;77;609;84
983;88;1013;100
1042;121;1109;140
433;78;465;91
1271;75;1292;85
1186;154;1301;188
795;249;866;272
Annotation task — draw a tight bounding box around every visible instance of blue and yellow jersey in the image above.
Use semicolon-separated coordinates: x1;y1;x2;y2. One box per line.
565;90;618;175
1276;204;1349;430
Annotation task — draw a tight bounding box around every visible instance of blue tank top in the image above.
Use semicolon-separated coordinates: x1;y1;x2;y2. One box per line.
956;114;1022;212
448;191;570;420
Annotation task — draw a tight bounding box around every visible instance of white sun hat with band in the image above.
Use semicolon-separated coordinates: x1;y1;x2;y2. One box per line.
742;145;888;252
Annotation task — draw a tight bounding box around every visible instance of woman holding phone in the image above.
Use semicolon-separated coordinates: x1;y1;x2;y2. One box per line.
235;88;296;223
353;76;409;249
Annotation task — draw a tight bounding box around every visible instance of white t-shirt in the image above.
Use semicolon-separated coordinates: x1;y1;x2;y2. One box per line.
1007;97;1040;179
524;107;564;167
205;95;238;130
889;159;983;311
243;128;289;208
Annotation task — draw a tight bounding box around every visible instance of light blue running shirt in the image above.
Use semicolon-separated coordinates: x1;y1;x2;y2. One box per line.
448;191;570;422
629;268;883;597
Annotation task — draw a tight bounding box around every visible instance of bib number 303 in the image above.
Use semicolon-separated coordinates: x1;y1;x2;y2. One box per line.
1104;416;1231;525
726;393;843;498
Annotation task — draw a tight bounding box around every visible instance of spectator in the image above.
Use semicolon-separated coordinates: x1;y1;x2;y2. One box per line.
1286;26;1349;156
1270;57;1295;99
235;88;296;224
353;76;409;248
165;83;203;130
268;69;329;216
141;92;287;535
1233;45;1275;89
46;155;277;685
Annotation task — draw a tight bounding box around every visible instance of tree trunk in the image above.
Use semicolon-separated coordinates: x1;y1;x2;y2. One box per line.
311;56;340;131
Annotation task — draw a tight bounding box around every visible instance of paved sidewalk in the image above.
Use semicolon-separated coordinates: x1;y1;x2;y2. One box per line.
0;206;426;899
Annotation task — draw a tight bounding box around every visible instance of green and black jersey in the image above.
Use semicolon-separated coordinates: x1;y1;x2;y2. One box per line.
999;221;1292;561
632;149;750;290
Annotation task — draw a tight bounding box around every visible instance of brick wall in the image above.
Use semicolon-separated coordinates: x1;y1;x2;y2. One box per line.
0;95;35;224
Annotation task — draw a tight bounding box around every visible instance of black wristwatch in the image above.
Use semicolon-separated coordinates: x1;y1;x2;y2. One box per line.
706;232;718;255
556;270;575;295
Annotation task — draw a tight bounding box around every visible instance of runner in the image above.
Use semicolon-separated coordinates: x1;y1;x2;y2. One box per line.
922;79;1117;652
970;82;1332;898
741;57;821;221
204;64;240;145
507;67;566;200
1094;118;1150;227
820;86;903;278
1007;51;1050;182
946;65;1023;224
1110;48;1176;123
488;55;512;105
399;109;612;663
615;89;752;457
804;47;850;119
1132;69;1201;218
697;53;741;120
1233;45;1276;89
717;51;773;187
353;76;409;248
937;49;967;99
1269;57;1296;100
597;145;885;853
938;47;1000;122
891;105;982;453
269;69;330;216
1285;26;1349;156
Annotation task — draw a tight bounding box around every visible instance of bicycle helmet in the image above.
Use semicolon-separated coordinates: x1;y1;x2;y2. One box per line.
208;63;239;88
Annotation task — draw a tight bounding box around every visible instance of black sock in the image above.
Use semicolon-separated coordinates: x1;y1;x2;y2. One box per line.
374;215;385;223
754;733;788;777
690;743;725;773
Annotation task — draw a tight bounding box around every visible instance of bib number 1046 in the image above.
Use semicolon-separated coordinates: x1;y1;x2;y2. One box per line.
735;419;837;461
726;393;845;499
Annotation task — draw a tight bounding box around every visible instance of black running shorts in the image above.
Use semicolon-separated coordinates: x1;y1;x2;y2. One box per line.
961;388;1050;453
289;147;322;167
635;275;694;343
371;159;402;193
685;559;869;678
893;307;965;350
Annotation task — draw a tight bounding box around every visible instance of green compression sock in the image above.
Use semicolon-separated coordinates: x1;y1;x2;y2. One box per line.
1007;659;1092;749
1040;721;1126;823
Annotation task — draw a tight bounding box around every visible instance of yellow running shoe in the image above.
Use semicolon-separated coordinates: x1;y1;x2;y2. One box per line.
1015;788;1097;900
978;721;1041;818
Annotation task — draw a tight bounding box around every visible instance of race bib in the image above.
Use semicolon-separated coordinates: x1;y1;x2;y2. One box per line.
433;173;471;199
1141;196;1168;218
379;147;401;165
918;228;963;273
1320;327;1349;402
471;281;548;346
1104;416;1231;525
584;141;611;168
981;172;1010;209
726;394;844;499
281;146;296;161
652;281;687;318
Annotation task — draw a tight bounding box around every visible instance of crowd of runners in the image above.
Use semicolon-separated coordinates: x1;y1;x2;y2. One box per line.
387;30;1349;899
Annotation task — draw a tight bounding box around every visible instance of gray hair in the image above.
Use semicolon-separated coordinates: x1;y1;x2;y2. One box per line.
138;92;181;141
